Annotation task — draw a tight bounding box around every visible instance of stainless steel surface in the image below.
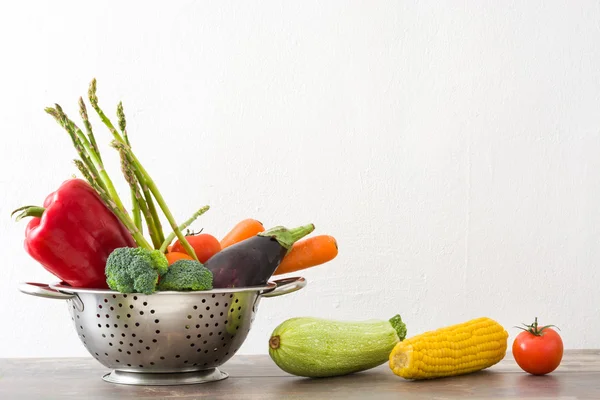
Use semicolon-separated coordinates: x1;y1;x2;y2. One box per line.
19;277;306;385
18;282;84;311
102;367;228;385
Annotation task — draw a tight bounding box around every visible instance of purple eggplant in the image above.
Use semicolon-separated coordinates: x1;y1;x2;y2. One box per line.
205;224;315;288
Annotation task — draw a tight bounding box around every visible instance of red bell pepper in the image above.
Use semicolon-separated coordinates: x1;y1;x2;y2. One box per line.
14;179;136;288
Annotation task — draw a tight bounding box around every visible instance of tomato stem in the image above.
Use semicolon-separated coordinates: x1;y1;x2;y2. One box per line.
514;317;560;336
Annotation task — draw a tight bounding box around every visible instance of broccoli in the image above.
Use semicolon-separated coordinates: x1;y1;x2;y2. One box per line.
157;259;213;291
105;247;169;294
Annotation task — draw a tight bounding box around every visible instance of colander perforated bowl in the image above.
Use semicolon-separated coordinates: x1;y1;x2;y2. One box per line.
19;277;306;386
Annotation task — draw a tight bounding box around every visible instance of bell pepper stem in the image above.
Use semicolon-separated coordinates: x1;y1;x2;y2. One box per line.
159;205;210;253
11;206;45;221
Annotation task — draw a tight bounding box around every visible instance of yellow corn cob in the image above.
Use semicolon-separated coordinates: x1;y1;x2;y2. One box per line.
389;317;508;380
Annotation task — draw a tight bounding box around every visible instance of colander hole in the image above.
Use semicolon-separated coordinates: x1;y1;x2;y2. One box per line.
202;299;206;303
193;306;198;310
146;346;150;350
197;349;202;353
206;306;210;311
155;319;159;323
186;335;191;339
225;320;228;324
132;333;136;337
199;315;203;319
117;315;121;319
112;295;116;299
205;323;209;328
204;362;208;366
156;330;160;334
215;302;219;306
118;349;122;353
176;355;180;358
152;339;157;343
221;337;225;341
124;324;129;328
160;356;165;360
77;315;80;319
220;312;224;316
203;340;208;344
196;324;200;328
143;302;147;306
116;359;120;363
97;324;101;328
127;364;131;367
102;334;106;338
104;299;108;303
98;305;102;309
225;352;229;356
150;310;155;314
193;363;198;366
150;362;154;366
110;307;114;311
97;314;100;318
139;339;143;343
133;296;138;300
184;360;188;364
129;305;134;309
139;311;144;316
209;332;213;336
120;341;124;345
235;299;238;303
197;334;202;338
210;314;214;318
121;334;126;338
222;343;227;348
187;315;192;319
113;325;118;329
129;343;134;347
218;332;222;336
190;344;195;347
118;303;123;307
204;350;208;354
139;365;143;368
105;324;110;328
127;314;131;318
230;308;234;313
109;343;113;346
224;303;228;307
127;351;131;355
137;351;141;354
185;325;190;329
214;358;218;362
105;314;109;318
236;326;240;330
105;353;108;356
238;316;241;320
135;323;140;327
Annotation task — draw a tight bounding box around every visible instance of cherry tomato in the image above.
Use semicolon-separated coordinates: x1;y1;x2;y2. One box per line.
165;251;193;265
171;233;221;263
512;317;563;375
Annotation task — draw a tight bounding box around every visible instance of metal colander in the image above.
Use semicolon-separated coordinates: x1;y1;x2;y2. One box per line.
19;277;305;385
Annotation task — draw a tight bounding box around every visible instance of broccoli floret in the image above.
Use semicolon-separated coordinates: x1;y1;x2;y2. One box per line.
157;260;213;291
105;247;169;294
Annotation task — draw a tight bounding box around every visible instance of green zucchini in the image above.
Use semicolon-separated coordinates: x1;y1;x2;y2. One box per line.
268;314;407;378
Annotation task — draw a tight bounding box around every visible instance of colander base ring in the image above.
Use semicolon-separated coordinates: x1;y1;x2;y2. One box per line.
102;368;228;386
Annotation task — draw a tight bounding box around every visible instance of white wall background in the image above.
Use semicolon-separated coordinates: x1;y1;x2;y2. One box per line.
1;1;600;358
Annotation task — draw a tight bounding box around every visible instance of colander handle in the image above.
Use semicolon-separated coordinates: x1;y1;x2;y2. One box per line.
18;282;76;300
261;277;306;298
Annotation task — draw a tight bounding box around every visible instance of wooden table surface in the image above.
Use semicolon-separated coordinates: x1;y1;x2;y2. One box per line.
1;350;599;399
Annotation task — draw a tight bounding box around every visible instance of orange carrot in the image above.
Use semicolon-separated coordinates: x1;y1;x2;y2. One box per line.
166;251;194;265
274;235;338;275
220;218;265;249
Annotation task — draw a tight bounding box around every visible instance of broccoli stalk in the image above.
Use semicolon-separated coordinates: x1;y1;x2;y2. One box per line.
106;247;169;294
158;260;213;291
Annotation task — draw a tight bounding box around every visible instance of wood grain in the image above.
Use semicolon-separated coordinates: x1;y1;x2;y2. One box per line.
1;351;599;399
